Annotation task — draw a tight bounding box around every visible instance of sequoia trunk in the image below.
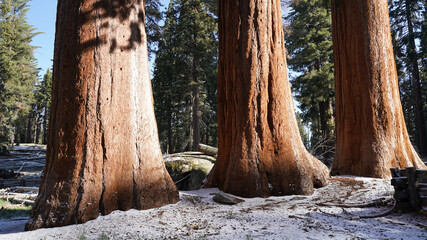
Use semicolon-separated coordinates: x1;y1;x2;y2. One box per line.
204;0;329;197
26;0;179;230
331;0;426;178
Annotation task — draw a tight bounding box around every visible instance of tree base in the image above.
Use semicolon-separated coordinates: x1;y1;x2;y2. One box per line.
205;152;329;198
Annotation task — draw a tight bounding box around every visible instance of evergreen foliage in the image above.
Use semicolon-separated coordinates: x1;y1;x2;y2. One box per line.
145;0;164;59
421;1;427;142
0;0;39;152
285;0;335;157
389;0;427;155
152;0;218;153
33;69;52;144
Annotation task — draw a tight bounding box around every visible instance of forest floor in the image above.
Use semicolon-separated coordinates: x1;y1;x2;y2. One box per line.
0;147;427;239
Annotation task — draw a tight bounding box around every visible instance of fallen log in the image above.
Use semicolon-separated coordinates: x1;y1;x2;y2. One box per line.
10;186;39;192
2;157;45;162
8;198;34;206
198;144;218;157
0;192;37;200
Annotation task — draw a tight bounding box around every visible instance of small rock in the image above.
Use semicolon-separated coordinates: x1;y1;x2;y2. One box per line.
213;192;245;205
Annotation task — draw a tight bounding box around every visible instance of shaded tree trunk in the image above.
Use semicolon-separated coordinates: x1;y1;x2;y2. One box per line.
318;99;334;158
192;54;200;151
331;0;426;178
25;116;32;143
204;0;329;198
42;107;48;144
404;0;427;156
167;105;173;154
35;119;40;144
26;0;179;230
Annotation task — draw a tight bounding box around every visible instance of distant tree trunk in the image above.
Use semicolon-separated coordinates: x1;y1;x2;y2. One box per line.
26;0;179;230
167;105;173;154
318;99;334;158
35;119;40;144
404;0;427;156
192;54;200;151
331;0;427;178
319;101;329;136
204;0;329;198
25;116;32;143
42;107;48;144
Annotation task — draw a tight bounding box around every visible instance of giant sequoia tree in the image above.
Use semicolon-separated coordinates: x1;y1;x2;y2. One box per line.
331;0;427;178
26;0;179;230
204;0;329;197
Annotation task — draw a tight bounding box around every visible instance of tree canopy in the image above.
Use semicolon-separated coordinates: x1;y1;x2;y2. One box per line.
0;0;39;152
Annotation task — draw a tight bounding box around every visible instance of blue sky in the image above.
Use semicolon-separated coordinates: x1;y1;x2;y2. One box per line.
26;0;170;78
27;0;57;77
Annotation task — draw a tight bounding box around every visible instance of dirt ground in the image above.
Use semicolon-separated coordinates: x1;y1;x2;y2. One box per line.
0;146;426;239
0;144;45;189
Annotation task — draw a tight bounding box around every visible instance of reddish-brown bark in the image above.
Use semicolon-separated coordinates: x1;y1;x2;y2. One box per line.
331;0;427;178
26;0;178;230
204;0;329;198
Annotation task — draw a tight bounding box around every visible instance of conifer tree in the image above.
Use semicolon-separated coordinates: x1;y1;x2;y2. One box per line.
145;0;163;58
421;1;427;134
285;0;335;158
388;0;427;156
34;69;52;144
0;0;39;152
152;0;218;153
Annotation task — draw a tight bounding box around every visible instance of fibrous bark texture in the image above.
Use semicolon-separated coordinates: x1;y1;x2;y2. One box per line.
26;0;178;230
331;0;427;178
204;0;329;198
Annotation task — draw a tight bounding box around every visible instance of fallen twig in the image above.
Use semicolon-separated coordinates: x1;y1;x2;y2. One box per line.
174;173;191;185
358;200;396;219
317;198;392;208
319;200;396;219
16;161;27;172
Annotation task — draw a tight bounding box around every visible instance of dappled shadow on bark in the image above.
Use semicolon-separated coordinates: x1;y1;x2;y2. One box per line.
77;0;145;53
25;0;179;231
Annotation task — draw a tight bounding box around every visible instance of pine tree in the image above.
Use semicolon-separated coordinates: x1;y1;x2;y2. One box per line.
421;1;427;136
285;0;335;158
145;0;163;58
0;0;39;152
152;0;218;153
388;0;427;156
33;68;52;144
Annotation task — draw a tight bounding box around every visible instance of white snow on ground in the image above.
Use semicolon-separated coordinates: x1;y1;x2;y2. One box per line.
0;177;426;240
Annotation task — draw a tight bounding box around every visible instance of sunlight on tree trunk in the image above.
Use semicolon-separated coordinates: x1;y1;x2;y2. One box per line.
331;0;427;178
204;0;329;198
26;0;178;230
